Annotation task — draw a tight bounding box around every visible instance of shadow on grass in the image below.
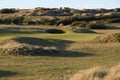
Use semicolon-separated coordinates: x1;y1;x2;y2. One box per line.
0;70;17;77
0;28;46;34
63;50;94;57
38;50;94;57
11;37;93;57
1;37;94;57
12;37;73;50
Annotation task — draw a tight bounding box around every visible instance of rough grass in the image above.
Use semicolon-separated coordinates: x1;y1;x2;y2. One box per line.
92;29;120;34
0;25;120;80
0;37;61;55
70;64;120;80
91;33;120;43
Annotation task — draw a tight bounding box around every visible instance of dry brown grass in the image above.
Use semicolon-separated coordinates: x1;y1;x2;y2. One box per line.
70;64;120;80
92;29;120;34
0;37;58;55
91;33;120;43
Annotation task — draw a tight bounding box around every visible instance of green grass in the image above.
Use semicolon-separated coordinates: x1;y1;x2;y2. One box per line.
0;32;100;40
0;25;120;80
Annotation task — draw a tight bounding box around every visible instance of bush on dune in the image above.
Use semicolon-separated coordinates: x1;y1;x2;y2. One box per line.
106;18;120;23
46;28;65;34
86;23;107;29
0;8;17;13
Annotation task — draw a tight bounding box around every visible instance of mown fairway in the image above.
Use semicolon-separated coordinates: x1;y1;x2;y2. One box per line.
0;25;120;80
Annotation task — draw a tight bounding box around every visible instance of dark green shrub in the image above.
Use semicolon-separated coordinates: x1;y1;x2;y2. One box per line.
71;21;87;28
86;23;107;29
26;21;36;25
57;18;73;25
3;18;12;24
23;19;36;25
0;8;17;14
114;8;120;12
23;19;29;25
106;18;120;23
39;19;52;25
11;16;24;24
0;16;24;25
42;19;56;25
46;28;65;34
71;21;81;26
80;16;95;21
49;19;57;25
43;18;59;25
0;18;4;24
79;23;87;28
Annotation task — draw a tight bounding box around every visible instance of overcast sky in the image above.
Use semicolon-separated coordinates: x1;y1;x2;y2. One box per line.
0;0;120;9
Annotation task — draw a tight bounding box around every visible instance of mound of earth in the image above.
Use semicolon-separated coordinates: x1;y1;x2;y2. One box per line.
92;33;120;43
0;37;58;55
72;28;96;33
70;64;120;80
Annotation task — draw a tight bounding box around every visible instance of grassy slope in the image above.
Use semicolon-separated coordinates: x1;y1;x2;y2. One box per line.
0;25;120;80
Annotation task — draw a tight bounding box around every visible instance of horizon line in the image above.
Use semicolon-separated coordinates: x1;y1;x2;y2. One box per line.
0;7;119;10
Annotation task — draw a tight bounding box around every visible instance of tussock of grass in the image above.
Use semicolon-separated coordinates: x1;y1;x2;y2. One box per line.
92;33;120;43
70;64;120;80
0;37;58;55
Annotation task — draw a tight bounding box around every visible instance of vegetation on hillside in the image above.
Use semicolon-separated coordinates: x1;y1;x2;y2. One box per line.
0;7;120;29
0;8;17;13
